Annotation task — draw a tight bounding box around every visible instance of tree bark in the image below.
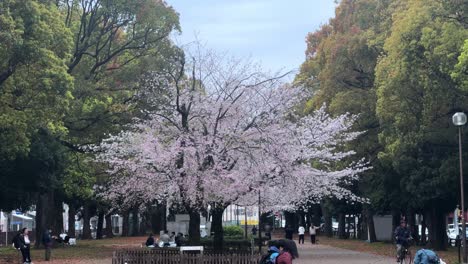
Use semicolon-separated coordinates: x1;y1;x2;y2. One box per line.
122;210;129;237
35;191;60;248
150;208;160;234
68;204;76;237
407;209;418;243
131;207;139;236
360;211;367;240
427;208;447;250
312;205;322;226
35;193;47;248
53;200;64;234
338;212;346;239
82;205;92;239
211;206;225;251
104;213;114;238
188;209;201;245
96;210;104;239
366;208;377;242
321;202;333;237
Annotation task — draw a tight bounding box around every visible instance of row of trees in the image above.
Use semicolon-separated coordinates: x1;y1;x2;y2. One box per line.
0;0;366;250
0;0;180;246
296;0;468;250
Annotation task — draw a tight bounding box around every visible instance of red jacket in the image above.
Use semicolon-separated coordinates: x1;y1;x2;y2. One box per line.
276;251;293;264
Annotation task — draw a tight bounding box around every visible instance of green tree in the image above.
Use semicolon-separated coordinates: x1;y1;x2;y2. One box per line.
375;0;468;249
0;0;73;160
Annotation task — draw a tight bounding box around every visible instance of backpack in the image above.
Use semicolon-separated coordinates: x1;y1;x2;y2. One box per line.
260;252;278;264
11;233;21;249
422;249;440;264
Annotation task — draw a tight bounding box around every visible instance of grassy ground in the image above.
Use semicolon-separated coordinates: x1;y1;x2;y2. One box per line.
317;235;461;264
0;236;144;263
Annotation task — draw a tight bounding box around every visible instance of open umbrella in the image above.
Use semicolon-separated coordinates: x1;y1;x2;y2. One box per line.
277;239;299;259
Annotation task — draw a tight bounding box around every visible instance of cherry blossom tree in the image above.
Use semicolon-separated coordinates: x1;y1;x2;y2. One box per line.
94;49;367;245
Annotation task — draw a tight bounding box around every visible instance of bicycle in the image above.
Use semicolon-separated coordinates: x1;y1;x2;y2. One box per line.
398;246;412;264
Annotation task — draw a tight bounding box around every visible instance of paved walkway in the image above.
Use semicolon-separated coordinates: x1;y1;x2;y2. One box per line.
294;242;394;264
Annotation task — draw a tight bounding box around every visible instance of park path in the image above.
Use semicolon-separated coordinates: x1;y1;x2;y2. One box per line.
294;242;394;264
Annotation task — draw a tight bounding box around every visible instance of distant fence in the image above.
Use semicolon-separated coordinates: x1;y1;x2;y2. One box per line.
112;249;260;264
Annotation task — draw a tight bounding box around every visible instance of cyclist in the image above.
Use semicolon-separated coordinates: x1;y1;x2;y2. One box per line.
394;220;412;262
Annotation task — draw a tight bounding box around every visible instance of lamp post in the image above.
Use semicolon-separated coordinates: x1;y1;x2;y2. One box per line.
453;112;467;263
258;190;262;253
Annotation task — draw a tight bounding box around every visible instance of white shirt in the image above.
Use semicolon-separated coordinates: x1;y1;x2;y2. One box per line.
298;226;305;235
24;235;30;244
309;226;317;235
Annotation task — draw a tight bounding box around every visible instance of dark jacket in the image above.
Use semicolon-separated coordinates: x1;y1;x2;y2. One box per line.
394;226;411;245
11;233;21;249
146;236;155;247
18;234;29;248
43;230;52;246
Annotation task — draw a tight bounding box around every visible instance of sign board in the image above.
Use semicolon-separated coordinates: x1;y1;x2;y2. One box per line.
180;246;203;255
240;220;259;225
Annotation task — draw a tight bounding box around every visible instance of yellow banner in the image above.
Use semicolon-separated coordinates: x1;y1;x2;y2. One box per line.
240;220;259;225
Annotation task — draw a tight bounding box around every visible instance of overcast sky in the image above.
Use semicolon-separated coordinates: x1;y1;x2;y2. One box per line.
166;0;337;74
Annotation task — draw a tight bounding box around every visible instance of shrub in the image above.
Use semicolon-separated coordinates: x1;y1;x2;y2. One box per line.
223;226;244;237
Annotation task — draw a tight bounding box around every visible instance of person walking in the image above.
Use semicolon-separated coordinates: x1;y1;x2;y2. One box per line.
309;225;319;244
18;228;32;263
42;228;55;261
297;225;305;244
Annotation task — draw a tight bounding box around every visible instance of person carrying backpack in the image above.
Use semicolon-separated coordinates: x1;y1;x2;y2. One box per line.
413;249;445;264
260;246;280;264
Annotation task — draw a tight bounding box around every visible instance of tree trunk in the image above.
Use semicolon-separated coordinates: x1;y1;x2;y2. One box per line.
150;208;159;234
122;210;129;237
306;207;312;229
407;209;418;243
53;200;64;234
131;207;139;236
284;211;293;230
188;209;201;245
338;212;346;239
35;191;60;248
68;204;76;237
321;202;333;237
427;208;447;250
104;213;114;238
96;210;104;239
360;211;367;240
366;208;377;242
211;206;225;251
35;193;47;248
82;205;92;239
